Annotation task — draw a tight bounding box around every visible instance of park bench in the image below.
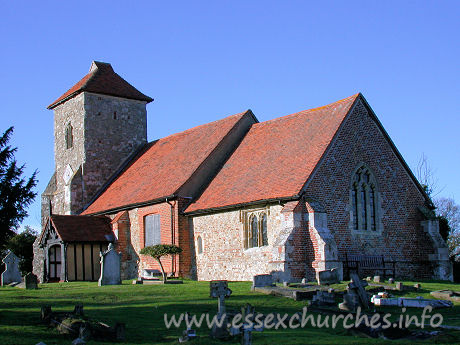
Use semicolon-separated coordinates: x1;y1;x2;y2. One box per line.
342;254;396;280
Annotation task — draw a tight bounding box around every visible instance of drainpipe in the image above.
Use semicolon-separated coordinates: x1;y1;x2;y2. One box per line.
166;198;176;275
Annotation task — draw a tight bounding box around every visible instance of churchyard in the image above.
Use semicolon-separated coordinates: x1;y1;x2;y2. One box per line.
1;279;460;345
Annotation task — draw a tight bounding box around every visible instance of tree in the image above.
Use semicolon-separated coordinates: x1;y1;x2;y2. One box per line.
435;197;460;261
0;127;37;252
416;153;440;198
139;244;182;281
7;226;37;274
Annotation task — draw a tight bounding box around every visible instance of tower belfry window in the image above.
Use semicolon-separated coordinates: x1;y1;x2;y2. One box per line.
65;123;73;149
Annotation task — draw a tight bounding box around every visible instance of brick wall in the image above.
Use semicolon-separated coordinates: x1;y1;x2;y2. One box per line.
303;99;435;279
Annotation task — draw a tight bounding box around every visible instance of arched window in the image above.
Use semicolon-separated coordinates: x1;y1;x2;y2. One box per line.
260;213;268;246
244;212;269;249
197;236;203;254
65;123;73;149
351;165;379;231
250;215;258;248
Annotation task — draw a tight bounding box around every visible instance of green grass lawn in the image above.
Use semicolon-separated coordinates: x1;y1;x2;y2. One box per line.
1;280;460;344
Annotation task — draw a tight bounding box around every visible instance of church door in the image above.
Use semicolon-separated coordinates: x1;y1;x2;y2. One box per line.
48;245;62;282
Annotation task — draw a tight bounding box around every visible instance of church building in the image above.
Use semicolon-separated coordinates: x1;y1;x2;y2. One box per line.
33;61;452;283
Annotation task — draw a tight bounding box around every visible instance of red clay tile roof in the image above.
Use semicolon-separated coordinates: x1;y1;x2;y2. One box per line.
50;215;114;242
48;61;153;109
185;94;360;213
82;111;251;215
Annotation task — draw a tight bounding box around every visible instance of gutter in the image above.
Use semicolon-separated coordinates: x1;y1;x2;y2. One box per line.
85;194;177;216
184;195;301;216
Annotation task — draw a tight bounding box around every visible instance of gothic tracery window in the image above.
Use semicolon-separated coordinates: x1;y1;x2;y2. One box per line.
351;165;379;231
245;212;269;249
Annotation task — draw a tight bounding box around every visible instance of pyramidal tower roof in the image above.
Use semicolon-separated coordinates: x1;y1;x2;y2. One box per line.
47;61;153;109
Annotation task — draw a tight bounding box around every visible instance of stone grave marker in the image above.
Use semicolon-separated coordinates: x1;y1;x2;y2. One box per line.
349;273;369;308
311;290;336;306
1;251;22;286
339;290;361;312
316;268;339;285
252;274;273;290
339;273;369;312
396;282;404;291
179;312;197;342
23;273;38;289
373;276;381;283
388;278;395;284
241;304;255;345
414;283;421;290
98;243;121;286
210;280;232;339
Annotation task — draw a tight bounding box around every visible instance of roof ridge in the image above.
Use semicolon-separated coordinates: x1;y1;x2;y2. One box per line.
149;110;250;142
255;93;359;127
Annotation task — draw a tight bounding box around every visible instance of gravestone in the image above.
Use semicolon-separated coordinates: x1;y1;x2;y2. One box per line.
210;280;232;339
396;282;404;291
252;274;273;290
339;290;361;312
388;278;395;284
349;273;369;308
339;273;369;312
178;313;197;342
1;252;22;286
414;283;421;290
373;276;381;283
316;268;339;285
98;243;121;286
241;304;255;345
311;290;336;306
23;273;38;289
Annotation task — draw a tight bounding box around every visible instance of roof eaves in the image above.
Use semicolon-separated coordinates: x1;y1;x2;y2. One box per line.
184;195;300;216
84;194;177;216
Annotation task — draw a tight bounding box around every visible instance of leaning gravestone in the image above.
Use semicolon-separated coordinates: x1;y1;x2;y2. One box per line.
339;273;369;312
98;243;121;286
252;274;273;290
316;268;340;285
1;252;22;286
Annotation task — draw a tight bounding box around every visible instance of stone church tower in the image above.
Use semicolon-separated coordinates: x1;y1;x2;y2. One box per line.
41;61;153;224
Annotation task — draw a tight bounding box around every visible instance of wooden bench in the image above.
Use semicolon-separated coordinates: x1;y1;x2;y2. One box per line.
342;254;396;280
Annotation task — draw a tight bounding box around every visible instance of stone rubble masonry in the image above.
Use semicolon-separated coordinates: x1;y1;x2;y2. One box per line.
190;204;284;281
36;91;148;282
42;91;148;220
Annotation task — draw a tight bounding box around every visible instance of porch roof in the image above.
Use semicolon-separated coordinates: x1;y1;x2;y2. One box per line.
47;215;115;243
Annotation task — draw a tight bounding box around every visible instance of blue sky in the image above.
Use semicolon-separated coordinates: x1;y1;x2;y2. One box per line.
0;1;458;231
